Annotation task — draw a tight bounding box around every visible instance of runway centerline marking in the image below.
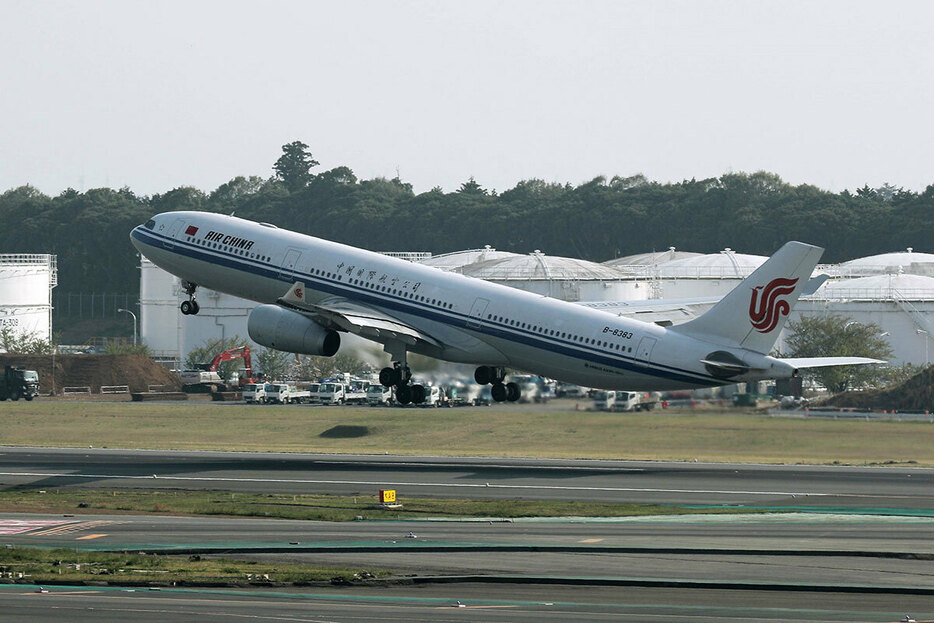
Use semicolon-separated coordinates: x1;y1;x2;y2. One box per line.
0;470;845;498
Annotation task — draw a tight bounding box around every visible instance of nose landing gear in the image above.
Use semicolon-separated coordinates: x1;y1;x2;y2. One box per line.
180;281;200;315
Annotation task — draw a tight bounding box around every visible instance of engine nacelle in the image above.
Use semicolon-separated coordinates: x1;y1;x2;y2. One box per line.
247;304;340;356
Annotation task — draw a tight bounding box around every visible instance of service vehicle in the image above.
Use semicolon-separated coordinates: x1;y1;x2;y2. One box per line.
614;391;658;412
0;365;40;401
243;382;269;404
556;382;590;399
180;346;261;391
366;384;393;405
416;384;443;407
317;382;367;405
304;382;321;404
592;390;617;411
266;383;311;404
444;383;481;406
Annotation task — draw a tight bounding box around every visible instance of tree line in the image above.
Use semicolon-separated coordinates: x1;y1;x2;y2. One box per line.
2;140;933;298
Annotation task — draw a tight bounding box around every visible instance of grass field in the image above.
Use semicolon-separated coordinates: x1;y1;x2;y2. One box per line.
0;546;377;585
1;401;933;465
0;489;750;521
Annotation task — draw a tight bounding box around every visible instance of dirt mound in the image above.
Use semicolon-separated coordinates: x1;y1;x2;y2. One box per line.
821;367;934;412
0;354;181;395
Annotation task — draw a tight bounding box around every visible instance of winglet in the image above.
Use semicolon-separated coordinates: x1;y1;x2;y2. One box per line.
282;282;307;305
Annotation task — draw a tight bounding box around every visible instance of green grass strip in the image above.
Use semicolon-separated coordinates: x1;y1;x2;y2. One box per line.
0;546;382;584
0;488;760;521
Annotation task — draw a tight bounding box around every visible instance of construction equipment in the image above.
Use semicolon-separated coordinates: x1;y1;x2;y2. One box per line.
180;346;261;390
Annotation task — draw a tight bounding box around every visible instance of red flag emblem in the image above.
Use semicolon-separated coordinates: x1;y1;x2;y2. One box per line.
185;225;199;236
748;277;799;333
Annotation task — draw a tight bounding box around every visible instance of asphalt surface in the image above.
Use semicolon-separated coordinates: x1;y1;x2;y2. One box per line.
1;446;933;622
1;446;933;510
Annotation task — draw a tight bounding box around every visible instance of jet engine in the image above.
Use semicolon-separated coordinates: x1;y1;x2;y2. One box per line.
247;304;340;356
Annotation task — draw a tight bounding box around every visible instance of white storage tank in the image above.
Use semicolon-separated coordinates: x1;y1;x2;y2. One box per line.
838;248;934;277
655;248;768;298
420;246;520;272
0;254;57;347
139;258;256;367
456;250;646;302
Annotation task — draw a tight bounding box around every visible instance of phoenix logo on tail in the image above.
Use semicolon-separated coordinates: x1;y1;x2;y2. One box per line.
749;277;799;333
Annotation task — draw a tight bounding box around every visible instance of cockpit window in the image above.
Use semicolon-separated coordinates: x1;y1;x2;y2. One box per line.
145;219;156;229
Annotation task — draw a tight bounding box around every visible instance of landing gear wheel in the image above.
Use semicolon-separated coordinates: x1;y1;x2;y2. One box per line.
180;281;199;315
505;382;521;402
411;384;426;404
379;367;397;387
396;385;412;405
474;366;506;385
491;382;507;403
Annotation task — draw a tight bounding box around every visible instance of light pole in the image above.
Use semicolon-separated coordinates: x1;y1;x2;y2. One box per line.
117;308;138;346
917;329;929;366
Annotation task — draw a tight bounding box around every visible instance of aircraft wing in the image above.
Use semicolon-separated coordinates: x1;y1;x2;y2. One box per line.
577;298;718;327
277;282;441;347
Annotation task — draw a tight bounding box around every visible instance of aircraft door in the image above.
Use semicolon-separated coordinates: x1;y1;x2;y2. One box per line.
162;219;185;249
634;336;657;367
278;248;302;280
467;297;489;329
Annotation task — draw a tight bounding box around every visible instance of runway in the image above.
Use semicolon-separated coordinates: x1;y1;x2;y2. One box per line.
1;447;933;621
1;446;933;510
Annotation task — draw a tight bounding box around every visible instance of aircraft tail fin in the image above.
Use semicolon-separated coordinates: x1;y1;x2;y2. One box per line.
670;241;823;354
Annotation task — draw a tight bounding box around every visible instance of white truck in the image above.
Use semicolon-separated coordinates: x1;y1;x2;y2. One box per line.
594;390;658;412
366;384;393;406
556;382;590;399
303;382;321;404
243;382;269;404
592;390;617;411
266;383;311;404
416;384;443;407
317;382;367;405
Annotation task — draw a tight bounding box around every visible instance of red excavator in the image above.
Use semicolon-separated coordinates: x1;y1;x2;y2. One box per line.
179;346;262;390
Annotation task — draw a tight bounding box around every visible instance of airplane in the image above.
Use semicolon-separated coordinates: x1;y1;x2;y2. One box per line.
131;212;881;404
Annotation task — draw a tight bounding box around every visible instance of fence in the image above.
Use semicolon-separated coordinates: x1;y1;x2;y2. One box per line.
52;292;137;320
61;386;91;396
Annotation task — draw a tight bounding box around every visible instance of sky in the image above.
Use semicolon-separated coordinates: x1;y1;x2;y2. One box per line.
2;0;933;197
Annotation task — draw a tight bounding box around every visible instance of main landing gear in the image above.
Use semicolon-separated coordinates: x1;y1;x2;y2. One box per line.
379;358;433;406
379;344;429;405
474;365;520;402
180;281;200;315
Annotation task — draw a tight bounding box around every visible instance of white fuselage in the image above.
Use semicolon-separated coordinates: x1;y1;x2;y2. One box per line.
131;211;785;391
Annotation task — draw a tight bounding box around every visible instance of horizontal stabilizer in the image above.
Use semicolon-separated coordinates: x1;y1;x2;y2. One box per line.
779;356;886;369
